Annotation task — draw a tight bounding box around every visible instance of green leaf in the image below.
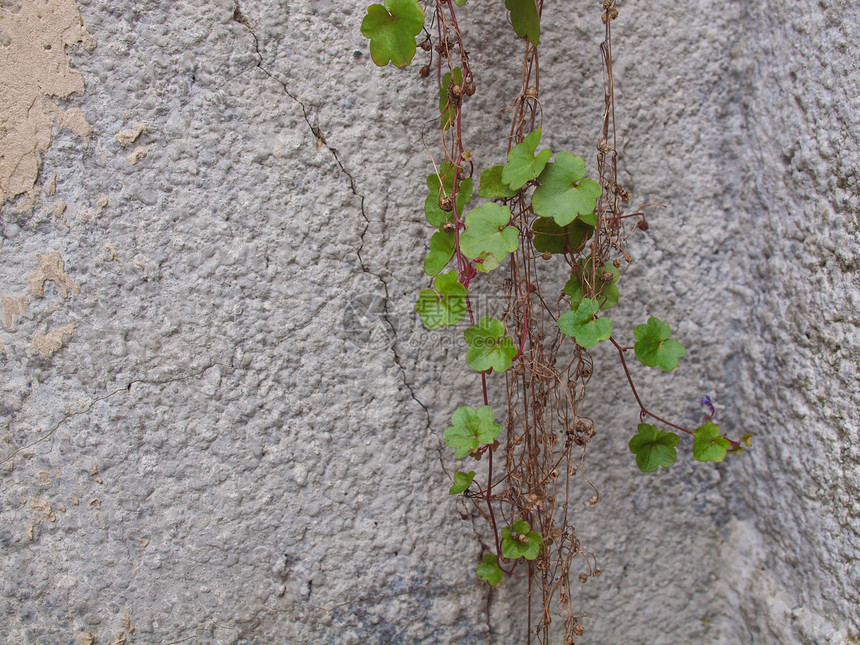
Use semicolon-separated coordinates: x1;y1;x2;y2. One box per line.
532;217;592;254
440;67;464;130
464;316;517;373
633;317;687;371
628;424;679;472
563;260;619;310
476;553;503;586
424;231;455;276
557;298;612;347
415;270;467;329
460;203;519;264
501;520;542;560
504;0;540;46
449;470;476;495
532;152;602;227
360;0;425;68
425;163;473;229
443;405;502;458
693;421;731;463
501;129;551;191
479;165;519;199
454;0;468;5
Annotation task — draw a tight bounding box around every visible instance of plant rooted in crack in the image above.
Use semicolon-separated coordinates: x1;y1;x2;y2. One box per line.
361;1;750;642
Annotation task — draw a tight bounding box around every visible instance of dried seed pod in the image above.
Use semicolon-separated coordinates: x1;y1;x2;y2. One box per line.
464;79;476;96
419;65;430;78
439;195;454;212
419;41;432;51
542;251;552;261
579;573;588;584
442;221;456;233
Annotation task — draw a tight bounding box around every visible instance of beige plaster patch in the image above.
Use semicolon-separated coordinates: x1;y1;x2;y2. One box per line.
30;497;57;522
103;242;120;263
48;104;92;138
114;122;147;147
110;631;128;645
2;295;22;329
0;0;95;206
126;146;147;165
27;251;80;298
31;324;74;358
53;199;67;219
44;172;57;196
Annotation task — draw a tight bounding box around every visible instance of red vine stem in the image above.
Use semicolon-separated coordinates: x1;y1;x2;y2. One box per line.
609;336;742;447
609;336;694;435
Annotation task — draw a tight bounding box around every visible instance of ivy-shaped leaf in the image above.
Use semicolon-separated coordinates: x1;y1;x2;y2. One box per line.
424;231;455;276
532;217;592;255
479;165;518;199
425;163;473;229
459;203;519;263
449;470;476;495
464;316;517;373
440;67;463;130
628;423;679;472
443;405;502;458
476;553;503;586
454;0;468;6
692;421;731;463
501;520;542;560
563;260;619;310
532;152;601;227
415;270;467;330
504;0;540;46
501;129;551;191
557;297;612;347
360;0;425;68
633;317;687;372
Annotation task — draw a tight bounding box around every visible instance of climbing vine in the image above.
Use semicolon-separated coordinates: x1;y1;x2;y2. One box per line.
361;1;751;642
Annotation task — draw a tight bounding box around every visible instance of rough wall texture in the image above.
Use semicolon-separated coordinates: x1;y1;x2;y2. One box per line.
0;1;856;644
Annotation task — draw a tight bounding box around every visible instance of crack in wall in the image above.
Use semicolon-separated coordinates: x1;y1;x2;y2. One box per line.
231;4;435;449
1;362;230;467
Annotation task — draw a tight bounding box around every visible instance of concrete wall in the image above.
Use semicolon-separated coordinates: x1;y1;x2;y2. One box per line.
0;1;856;643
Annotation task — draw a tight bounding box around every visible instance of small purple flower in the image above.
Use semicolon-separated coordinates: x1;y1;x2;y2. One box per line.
701;395;715;420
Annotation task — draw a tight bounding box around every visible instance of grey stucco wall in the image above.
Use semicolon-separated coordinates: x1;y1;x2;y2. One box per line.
1;1;857;644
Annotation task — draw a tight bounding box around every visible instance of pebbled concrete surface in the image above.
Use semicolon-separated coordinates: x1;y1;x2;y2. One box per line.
0;1;857;644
